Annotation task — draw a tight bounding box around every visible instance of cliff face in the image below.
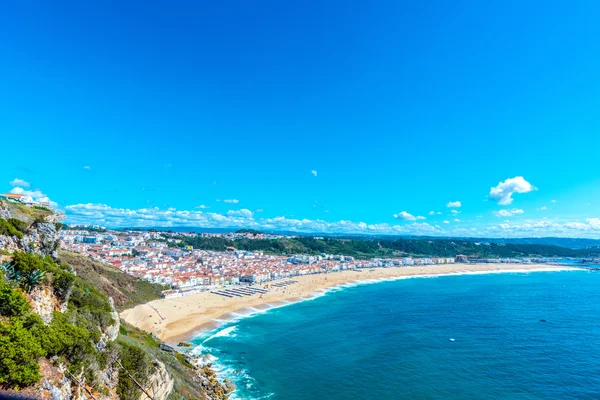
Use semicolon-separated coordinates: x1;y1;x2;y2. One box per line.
0;202;231;400
28;285;62;324
24;222;61;258
0;201;61;258
141;361;174;400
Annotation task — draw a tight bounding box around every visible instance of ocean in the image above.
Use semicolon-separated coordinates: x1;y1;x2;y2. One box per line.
190;269;600;399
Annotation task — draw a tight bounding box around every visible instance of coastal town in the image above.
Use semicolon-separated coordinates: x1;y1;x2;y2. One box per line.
59;226;543;299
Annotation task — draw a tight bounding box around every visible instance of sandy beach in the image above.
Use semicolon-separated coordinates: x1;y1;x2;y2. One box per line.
120;263;575;344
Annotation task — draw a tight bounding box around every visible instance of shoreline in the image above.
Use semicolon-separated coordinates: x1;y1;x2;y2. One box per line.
120;263;580;344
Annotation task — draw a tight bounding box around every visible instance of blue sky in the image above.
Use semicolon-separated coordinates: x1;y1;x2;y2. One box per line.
2;1;600;237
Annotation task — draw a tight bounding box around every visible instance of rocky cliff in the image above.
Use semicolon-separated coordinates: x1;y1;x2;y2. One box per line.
0;201;231;400
141;361;174;400
0;200;61;258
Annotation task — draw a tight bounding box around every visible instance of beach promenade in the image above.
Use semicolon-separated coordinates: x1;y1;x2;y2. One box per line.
120;263;575;344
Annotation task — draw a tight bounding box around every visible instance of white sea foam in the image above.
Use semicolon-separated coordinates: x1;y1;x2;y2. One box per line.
203;325;237;343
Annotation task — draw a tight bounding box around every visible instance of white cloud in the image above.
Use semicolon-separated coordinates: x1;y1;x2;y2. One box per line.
493;209;525;217
454;219;461;222
551;199;557;203
10;178;30;188
227;209;254;218
65;203;440;235
428;211;435;215
10;186;55;206
83;166;91;170
538;206;547;211
255;209;264;213
393;211;416;221
450;209;460;215
483;218;600;238
489;176;534;205
196;205;210;209
446;201;461;208
63;202;600;238
223;199;239;204
311;170;317;177
587;218;600;228
393;211;425;221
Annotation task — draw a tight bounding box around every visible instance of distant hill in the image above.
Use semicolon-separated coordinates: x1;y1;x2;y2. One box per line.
116;225;600;251
462;237;600;250
175;235;600;259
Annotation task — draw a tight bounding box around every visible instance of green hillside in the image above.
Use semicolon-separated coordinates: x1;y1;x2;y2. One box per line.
59;251;168;311
0;251;230;399
175;235;593;259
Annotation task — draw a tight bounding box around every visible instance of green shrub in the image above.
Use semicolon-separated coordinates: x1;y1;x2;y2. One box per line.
11;252;45;275
0;279;30;317
27;312;93;362
98;341;118;370
8;218;28;233
6;252;73;294
117;341;151;400
0;219;24;239
0;319;45;388
68;276;113;333
53;271;75;300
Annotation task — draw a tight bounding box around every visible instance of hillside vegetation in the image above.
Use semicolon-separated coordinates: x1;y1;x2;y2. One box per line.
59;251;168;311
0;202;231;400
0;250;231;399
1;252;122;389
175;235;597;259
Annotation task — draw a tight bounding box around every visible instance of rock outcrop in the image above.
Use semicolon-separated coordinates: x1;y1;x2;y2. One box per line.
105;297;121;342
25;222;61;258
0;201;61;258
29;285;60;324
0;204;10;220
37;360;72;400
141;360;174;400
196;364;235;399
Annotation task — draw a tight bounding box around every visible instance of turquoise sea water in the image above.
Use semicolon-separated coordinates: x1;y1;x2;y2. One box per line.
190;270;600;399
